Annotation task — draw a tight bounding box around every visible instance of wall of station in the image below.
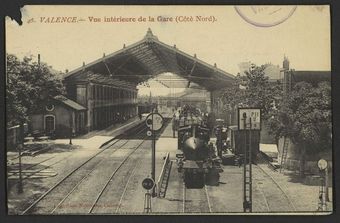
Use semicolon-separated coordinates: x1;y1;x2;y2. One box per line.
66;82;138;131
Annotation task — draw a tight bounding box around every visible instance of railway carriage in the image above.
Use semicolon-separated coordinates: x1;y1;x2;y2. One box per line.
215;125;260;165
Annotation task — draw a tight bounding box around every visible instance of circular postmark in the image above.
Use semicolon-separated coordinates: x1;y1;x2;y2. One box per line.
235;6;297;27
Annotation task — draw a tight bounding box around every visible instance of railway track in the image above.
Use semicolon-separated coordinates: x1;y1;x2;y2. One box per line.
87;139;145;214
7;156;57;177
21;124;148;215
254;164;296;212
9;134;137;186
114;158;142;213
182;184;212;213
91;120;171;214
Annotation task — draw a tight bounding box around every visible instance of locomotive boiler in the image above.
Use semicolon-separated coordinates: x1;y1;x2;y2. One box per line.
176;106;222;188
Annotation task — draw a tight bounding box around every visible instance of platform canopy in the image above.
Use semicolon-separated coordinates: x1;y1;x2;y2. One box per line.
64;28;235;91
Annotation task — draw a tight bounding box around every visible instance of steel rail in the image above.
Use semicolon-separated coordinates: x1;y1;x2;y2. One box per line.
21;123;146;215
182;184;212;213
50;126;148;214
49;139;131;213
20;138;121;215
255;164;297;211
97;120;169;214
21;125;144;215
256;182;271;211
88;138;147;214
7;156;56;177
182;183;186;213
204;185;212;213
9;157;65;188
114;158;142;213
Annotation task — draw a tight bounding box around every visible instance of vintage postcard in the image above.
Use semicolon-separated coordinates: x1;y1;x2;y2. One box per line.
5;5;332;215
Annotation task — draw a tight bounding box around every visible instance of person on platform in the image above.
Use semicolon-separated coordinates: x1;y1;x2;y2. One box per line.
172;113;177;138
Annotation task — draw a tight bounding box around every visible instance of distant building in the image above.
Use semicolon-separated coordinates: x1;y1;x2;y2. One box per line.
263;63;282;82
155;89;211;114
239;61;282;82
238;61;252;76
30;95;87;137
282;57;331;95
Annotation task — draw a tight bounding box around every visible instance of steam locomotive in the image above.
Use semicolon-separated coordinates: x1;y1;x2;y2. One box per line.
175;105;222;188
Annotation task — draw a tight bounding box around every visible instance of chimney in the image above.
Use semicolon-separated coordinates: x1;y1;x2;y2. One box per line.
283;55;289;70
38;54;41;66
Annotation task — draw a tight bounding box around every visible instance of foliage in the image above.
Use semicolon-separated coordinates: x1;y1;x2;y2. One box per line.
221;64;282;120
6;54;64;127
220;63;331;154
269;81;332;152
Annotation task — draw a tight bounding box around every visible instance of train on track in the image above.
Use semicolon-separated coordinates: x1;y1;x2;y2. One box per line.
214;120;260;166
175;105;222;188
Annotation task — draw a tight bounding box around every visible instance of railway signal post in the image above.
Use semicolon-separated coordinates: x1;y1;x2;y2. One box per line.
238;108;261;213
145;112;164;197
142;177;155;213
317;159;328;211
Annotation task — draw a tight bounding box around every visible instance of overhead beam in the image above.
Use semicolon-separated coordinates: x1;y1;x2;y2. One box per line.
102;60;112;75
109;55;134;75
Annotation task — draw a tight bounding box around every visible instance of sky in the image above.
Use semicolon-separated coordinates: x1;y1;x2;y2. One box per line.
6;5;331;95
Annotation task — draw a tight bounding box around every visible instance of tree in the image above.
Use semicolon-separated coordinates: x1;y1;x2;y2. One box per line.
6;53;64;128
269;81;331;175
221;64;282;120
220;63;332;176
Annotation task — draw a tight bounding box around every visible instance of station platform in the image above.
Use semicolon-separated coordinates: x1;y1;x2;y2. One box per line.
7;117;144;160
53;117;144;148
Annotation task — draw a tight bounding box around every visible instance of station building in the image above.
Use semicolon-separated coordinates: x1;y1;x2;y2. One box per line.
29;95;86;137
28;29;234;137
63;71;138;131
61;28;234;133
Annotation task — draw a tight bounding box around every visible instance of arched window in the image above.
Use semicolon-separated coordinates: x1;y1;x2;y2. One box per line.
44;115;55;133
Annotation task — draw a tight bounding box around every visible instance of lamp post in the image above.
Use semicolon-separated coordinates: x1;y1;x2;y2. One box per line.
69;112;73;145
17;121;24;194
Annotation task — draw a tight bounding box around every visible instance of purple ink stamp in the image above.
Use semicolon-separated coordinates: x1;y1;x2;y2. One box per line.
235;6;297;27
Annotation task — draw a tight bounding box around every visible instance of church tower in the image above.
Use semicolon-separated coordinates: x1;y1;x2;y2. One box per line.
283;55;291;96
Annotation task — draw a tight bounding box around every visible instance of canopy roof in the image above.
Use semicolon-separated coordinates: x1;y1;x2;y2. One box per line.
54;95;86;111
291;70;331;86
64;28;235;91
